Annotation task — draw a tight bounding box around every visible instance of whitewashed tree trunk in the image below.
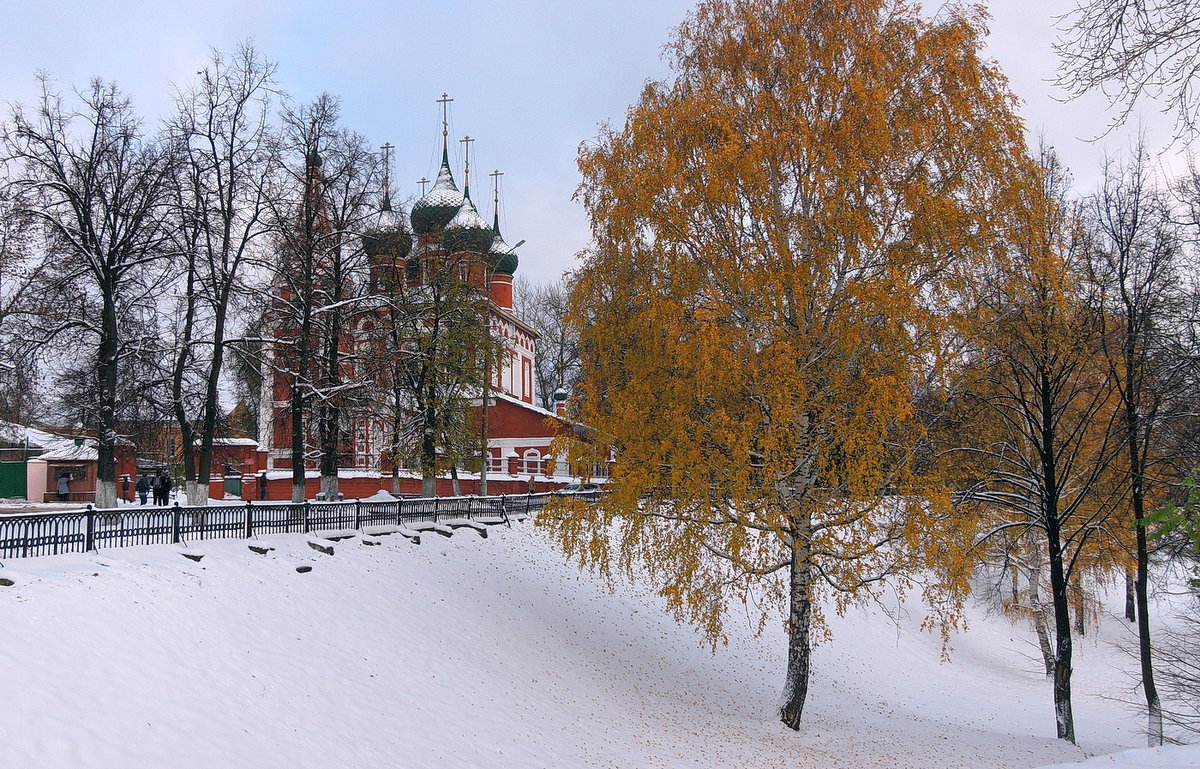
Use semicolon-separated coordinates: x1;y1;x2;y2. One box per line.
95;480;117;510
186;480;206;507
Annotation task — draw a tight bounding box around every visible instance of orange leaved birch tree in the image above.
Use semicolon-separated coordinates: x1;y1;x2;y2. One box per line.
547;0;1029;730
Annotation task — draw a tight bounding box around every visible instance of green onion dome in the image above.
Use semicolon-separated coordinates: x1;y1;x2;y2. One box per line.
443;192;493;254
410;150;464;234
488;234;518;276
487;215;519;276
362;194;412;261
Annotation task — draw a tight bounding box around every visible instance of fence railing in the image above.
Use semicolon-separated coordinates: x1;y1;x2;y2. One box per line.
0;491;598;559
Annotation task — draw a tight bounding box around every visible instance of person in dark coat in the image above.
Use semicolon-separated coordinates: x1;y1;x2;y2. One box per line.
56;473;70;502
152;471;166;505
122;475;131;503
258;471;268;501
136;474;150;505
161;473;173;504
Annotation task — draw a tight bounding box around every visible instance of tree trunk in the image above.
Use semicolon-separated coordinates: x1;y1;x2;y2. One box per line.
195;295;232;508
479;387;489;497
319;473;338;502
1125;398;1164;746
318;400;339;501
1125;571;1137;622
1046;524;1075;743
780;514;813;730
1028;562;1055;677
185;480;205;507
1041;370;1075;744
1133;468;1163;745
290;379;306;503
95;288;119;510
171;262;198;503
316;287;342;502
421;396;438;498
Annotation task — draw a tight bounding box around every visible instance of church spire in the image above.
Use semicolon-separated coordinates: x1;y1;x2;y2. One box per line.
490;169;503;235
444;138;491;254
460;135;475;200
411;94;465;235
438;92;453;155
380;141;394;212
487;169;518;276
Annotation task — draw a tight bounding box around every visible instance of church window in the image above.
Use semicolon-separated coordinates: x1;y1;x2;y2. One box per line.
522;449;543;475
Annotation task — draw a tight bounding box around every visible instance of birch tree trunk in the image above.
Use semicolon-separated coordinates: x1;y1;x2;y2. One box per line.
780;510;813;730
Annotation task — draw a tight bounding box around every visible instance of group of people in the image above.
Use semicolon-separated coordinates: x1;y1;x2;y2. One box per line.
125;471;173;505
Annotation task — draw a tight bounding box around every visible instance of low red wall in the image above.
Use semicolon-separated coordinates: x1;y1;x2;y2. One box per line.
210;473;569;502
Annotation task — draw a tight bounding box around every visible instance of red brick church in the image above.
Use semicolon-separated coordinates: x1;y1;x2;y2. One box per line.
246;104;603;500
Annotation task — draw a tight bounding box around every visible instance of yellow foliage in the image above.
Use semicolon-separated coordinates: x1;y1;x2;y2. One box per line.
545;0;1032;671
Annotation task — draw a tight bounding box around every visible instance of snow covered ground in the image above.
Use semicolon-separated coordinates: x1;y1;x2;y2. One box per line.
0;519;1195;769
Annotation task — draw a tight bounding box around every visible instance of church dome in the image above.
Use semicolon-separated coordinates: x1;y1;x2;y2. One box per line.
410;150;464;234
488;232;519;276
443;193;493;254
362;194;412;261
487;215;519;276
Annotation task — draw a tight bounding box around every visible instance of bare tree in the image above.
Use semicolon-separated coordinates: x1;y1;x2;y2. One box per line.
514;275;580;411
368;231;494;498
308;125;378;501
1056;0;1200;140
1;77;176;508
359;192;414;495
165;42;277;505
1153;597;1200;740
1084;140;1194;745
257;95;378;502
0;185;47;423
956;150;1123;744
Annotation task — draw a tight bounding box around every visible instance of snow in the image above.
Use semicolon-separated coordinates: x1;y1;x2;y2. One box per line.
490;388;563;419
0;419;81;453
0;521;1194;769
1037;745;1200;768
36;442;99;461
209;437;259;447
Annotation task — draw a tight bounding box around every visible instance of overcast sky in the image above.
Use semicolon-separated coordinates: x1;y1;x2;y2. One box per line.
0;0;1184;283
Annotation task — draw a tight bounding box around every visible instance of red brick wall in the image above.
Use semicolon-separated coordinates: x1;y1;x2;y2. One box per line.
486;399;563;439
212;472;572;502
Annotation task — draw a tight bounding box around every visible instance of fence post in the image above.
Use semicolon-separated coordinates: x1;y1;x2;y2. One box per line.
303;500;310;533
245;501;253;539
354;498;361;531
84;504;95;552
433;496;440;523
171;504;180;545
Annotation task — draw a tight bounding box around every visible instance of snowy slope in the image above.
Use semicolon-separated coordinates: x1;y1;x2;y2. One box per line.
0;521;1192;769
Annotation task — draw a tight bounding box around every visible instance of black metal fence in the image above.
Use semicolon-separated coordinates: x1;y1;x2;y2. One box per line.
0;492;596;559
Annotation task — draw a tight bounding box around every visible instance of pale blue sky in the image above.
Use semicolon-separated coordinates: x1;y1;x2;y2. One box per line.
0;1;1181;282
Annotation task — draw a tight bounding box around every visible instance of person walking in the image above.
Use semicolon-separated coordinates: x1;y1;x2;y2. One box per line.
161;472;173;505
136;474;150;505
121;474;131;503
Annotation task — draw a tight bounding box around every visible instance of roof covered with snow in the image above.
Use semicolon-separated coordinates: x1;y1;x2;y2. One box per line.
0;420;81;453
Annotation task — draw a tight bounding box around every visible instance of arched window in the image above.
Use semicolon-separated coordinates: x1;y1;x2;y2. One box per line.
522;449;543;475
